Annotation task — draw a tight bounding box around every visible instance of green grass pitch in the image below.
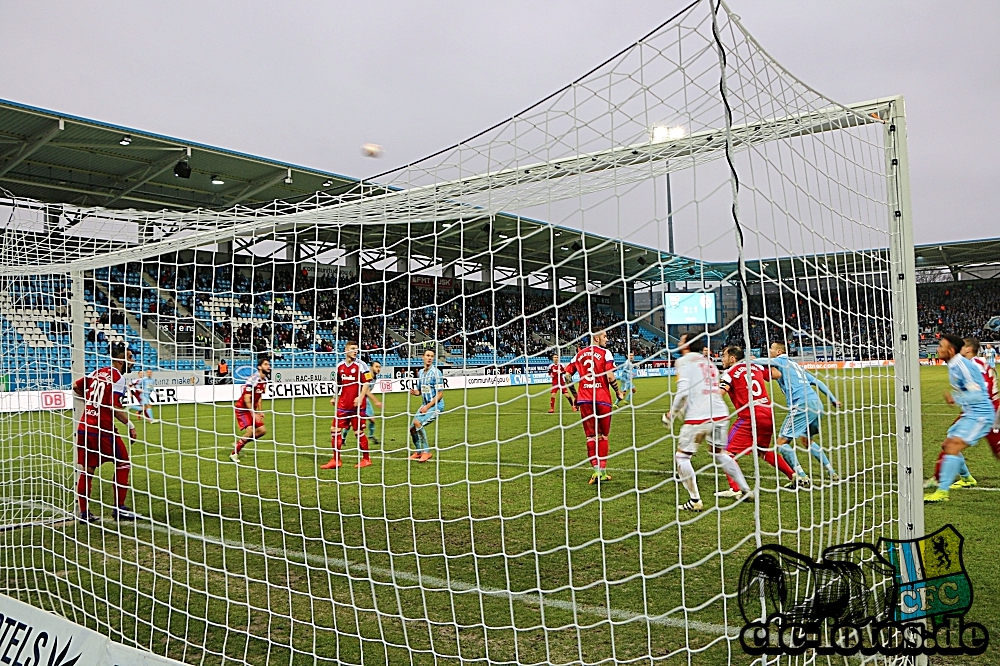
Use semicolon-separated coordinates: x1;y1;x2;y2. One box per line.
1;366;996;665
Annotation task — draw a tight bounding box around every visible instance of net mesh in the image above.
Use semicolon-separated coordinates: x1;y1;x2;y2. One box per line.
1;1;912;664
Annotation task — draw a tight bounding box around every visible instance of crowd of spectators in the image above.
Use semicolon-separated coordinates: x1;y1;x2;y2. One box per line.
734;285;893;357
118;261;652;360
917;279;1000;342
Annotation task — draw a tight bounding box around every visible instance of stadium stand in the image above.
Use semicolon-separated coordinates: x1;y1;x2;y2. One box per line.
101;258;655;368
917;279;1000;341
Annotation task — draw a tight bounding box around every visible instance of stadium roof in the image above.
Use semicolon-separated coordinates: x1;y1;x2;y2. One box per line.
0;98;363;211
914;237;1000;275
0;99;731;285
702;238;1000;286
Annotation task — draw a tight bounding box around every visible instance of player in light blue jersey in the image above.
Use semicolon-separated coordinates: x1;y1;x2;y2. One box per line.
616;353;637;405
756;341;841;485
985;344;997;371
365;360;384;446
925;334;998;503
409;349;444;462
127;369;156;422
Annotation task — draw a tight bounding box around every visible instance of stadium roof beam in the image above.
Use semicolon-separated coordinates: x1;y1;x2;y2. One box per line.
224;170;290;207
103;150;187;207
0;98;364;211
0;118;63;179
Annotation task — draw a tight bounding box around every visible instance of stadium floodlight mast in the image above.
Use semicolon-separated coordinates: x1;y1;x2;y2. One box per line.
651;123;684;257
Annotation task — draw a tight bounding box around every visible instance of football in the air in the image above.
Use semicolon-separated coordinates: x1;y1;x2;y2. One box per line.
361;143;384;158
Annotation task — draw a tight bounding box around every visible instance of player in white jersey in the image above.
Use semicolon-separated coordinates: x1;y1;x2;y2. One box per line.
661;334;752;511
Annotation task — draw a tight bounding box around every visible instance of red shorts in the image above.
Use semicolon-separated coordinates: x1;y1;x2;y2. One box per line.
578;402;612;439
76;428;128;469
550;386;569;394
235;408;263;432
334;411;366;432
726;415;774;457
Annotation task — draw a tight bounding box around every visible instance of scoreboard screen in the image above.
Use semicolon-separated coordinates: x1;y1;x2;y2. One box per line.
664;293;716;325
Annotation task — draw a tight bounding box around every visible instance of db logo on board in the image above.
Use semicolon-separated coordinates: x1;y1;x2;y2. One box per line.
40;391;66;409
379;380;393;392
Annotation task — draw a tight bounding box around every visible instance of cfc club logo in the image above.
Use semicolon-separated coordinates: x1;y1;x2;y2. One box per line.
738;524;987;657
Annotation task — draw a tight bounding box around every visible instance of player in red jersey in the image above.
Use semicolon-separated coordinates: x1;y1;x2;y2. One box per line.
72;343;137;523
229;355;270;463
563;330;625;485
322;341;374;470
547;353;577;413
717;345;798;497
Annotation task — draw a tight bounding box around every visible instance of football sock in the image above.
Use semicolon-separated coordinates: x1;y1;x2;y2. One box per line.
778;443;804;476
358;434;370;460
234;438;248;454
958;456;970;478
675;452;699;501
586;439;598;468
417;428;429;451
332;432;344;451
763;450;796;480
807;441;835;473
115;463;130;506
714;452;750;493
938;454;964;492
726;471;741;492
76;470;92;514
597;437;609;469
409;426;421;451
550;395;556;410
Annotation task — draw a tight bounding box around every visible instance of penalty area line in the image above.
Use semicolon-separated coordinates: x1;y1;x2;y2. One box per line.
134;520;735;637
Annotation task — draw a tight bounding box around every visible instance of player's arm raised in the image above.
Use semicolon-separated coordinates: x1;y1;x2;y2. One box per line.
807;371;840;408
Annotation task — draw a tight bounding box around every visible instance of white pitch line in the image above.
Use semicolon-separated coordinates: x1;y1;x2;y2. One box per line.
133;520;736;637
131;446;1000;492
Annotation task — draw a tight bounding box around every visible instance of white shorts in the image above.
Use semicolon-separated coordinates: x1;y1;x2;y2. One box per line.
677;420;729;454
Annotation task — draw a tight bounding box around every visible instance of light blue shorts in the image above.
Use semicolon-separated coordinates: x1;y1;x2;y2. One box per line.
779;405;822;440
365;403;374;418
414;409;440;428
947;413;994;445
619;380;633;393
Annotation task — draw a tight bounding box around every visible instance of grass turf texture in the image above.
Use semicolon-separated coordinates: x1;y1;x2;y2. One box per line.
0;366;991;665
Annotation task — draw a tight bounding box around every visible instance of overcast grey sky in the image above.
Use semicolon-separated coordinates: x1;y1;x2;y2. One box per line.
1;1;997;246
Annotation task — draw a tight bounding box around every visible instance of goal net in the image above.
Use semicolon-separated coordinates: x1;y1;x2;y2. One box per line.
0;1;921;664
